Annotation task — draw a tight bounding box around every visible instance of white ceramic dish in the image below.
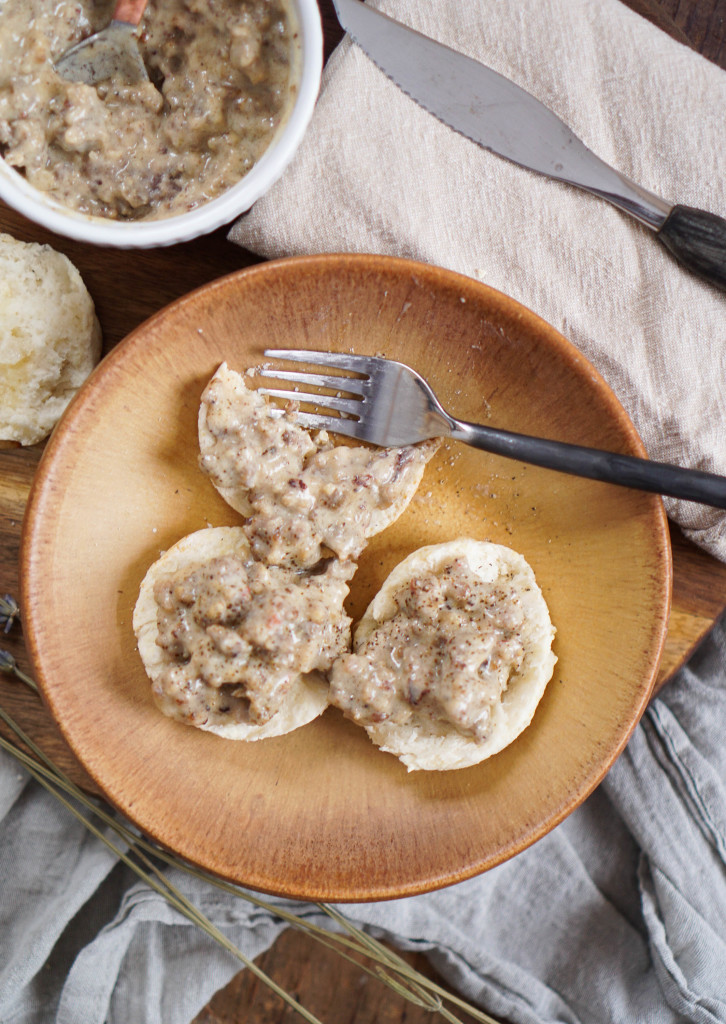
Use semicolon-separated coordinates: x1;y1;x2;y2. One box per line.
0;0;322;249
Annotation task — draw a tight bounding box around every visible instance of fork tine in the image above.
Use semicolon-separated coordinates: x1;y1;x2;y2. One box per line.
258;388;363;417
264;348;378;374
255;368;366;393
294;412;361;438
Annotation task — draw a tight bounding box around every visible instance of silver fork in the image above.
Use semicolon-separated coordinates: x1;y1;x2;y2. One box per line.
260;350;726;509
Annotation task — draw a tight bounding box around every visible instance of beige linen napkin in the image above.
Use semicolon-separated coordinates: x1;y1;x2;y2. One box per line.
230;0;726;562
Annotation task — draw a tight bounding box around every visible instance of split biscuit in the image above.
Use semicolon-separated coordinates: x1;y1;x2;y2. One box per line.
329;539;557;771
134;526;353;740
197;362;438;567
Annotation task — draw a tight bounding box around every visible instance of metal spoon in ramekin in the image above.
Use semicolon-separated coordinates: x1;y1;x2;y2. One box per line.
55;0;150;85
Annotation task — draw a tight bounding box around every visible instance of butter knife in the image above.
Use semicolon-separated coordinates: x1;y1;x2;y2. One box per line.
332;0;726;292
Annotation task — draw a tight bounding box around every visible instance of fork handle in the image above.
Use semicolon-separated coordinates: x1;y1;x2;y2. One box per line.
452;421;726;508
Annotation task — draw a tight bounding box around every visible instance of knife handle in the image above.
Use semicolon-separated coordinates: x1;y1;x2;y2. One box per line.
657;204;726;292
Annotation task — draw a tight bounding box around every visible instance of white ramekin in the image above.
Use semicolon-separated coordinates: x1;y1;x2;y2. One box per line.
0;0;323;248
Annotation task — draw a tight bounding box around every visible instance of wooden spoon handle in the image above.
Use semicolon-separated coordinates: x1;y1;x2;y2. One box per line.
112;0;149;26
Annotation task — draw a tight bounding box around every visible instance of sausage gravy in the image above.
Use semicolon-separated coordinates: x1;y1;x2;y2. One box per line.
0;0;299;220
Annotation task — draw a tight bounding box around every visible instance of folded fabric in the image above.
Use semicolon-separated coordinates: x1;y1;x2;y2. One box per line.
2;616;726;1024
230;0;726;563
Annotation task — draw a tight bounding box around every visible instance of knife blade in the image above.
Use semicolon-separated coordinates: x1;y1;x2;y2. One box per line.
332;0;726;292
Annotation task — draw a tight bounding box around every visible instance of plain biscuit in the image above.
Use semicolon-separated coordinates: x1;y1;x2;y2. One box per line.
0;232;101;445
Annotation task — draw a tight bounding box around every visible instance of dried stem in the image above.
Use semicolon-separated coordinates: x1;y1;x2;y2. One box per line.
0;645;501;1024
0;733;325;1024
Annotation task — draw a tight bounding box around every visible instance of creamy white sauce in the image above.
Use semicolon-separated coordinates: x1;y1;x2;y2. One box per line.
152;553;354;729
329;557;528;740
199;367;437;568
0;0;298;220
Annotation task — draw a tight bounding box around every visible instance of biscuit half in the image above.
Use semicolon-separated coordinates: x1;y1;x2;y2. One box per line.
332;539;557;771
133;526;331;740
0;232;101;445
197;363;437;546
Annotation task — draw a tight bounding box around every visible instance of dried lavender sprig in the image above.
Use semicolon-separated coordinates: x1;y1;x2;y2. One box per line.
0;647;38;692
0;713;442;1020
0;594;20;634
0;629;461;1016
0;725;468;1024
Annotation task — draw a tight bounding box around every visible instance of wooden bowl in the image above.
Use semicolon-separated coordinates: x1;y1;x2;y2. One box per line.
21;254;671;901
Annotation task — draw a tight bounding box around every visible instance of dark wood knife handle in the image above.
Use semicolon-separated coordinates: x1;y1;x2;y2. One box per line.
657;204;726;292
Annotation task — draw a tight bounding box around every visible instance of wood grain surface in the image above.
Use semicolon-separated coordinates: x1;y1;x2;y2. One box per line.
0;0;724;1021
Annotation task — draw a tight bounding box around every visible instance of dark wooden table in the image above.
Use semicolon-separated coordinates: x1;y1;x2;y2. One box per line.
1;2;725;1022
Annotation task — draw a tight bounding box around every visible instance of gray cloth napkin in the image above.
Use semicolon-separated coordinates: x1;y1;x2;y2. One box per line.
2;616;726;1023
230;0;726;563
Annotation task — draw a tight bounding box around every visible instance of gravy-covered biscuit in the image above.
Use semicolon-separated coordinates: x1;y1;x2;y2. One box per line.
133;526;353;740
198;363;438;567
329;540;557;771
